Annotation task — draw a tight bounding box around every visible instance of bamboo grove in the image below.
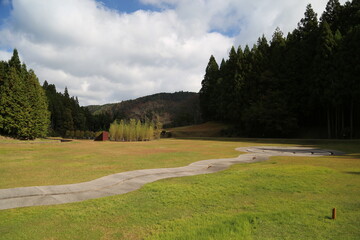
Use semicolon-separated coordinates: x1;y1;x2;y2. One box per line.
199;0;360;138
109;119;162;141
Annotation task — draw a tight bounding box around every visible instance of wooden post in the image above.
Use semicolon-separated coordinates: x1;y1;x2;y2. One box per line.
332;208;336;220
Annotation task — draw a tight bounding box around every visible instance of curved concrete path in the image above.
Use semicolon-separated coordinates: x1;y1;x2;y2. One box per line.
0;146;343;210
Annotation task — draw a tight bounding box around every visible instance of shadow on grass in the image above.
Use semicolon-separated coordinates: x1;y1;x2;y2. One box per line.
170;137;360;155
345;171;360;175
171;136;358;145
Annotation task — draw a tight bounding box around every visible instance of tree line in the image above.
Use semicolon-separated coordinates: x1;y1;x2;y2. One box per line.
0;50;164;140
0;49;111;139
43;81;111;137
200;0;360;138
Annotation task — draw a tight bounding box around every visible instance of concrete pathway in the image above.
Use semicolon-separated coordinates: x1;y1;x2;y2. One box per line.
0;146;343;210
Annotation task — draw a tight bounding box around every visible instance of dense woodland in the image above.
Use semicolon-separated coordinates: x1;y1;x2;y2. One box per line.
0;50;49;139
42;82;111;137
200;0;360;138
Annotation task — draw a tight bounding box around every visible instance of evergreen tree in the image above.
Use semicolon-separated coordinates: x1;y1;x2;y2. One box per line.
340;25;360;138
298;4;319;34
321;0;342;31
62;108;74;132
25;70;50;137
64;87;70;98
8;49;21;73
199;55;219;121
0;50;49;139
313;21;337;138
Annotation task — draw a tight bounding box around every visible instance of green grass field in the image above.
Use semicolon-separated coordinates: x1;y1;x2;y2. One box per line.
0;138;359;239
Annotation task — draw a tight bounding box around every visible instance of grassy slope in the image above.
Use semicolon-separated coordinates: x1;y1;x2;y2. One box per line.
167;122;230;137
0;138;359;239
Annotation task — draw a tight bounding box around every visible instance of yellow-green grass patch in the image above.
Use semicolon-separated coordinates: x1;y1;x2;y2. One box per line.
0;138;288;188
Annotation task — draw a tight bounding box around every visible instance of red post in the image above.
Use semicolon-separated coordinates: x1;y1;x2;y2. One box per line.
332;208;336;220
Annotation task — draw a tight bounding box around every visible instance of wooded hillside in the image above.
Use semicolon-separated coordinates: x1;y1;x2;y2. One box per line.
87;92;201;128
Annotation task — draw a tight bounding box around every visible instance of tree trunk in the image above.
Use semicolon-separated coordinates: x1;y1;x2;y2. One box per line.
327;106;331;139
335;107;338;138
342;108;345;138
350;99;353;139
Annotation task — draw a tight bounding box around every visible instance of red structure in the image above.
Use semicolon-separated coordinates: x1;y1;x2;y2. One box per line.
94;131;109;141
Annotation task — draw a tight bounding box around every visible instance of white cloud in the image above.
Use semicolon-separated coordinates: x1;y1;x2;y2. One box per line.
141;0;347;44
0;50;12;60
0;0;346;105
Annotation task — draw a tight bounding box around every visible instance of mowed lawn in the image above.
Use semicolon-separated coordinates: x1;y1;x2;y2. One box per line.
0;138;359;239
0;138;274;189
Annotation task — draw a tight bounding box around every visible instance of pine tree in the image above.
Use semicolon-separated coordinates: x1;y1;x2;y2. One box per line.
199;55;219;121
64;87;70;98
321;0;342;31
8;49;21;73
312;20;338;138
0;66;31;139
340;25;360;138
62;108;74;132
298;4;319;34
25;70;50;137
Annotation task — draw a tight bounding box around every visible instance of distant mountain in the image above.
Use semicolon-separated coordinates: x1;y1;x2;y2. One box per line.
86;92;202;128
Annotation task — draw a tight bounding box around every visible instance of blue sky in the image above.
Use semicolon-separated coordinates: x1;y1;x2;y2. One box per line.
0;0;344;106
97;0;160;13
100;0;147;12
0;0;11;24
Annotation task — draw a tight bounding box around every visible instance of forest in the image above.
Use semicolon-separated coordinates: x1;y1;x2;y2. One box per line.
200;0;360;138
42;82;111;137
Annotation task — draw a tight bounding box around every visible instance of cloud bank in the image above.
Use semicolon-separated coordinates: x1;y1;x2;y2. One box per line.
0;0;344;105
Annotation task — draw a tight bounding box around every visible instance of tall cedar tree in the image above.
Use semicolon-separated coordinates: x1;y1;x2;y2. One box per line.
199;55;219;121
0;49;49;139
